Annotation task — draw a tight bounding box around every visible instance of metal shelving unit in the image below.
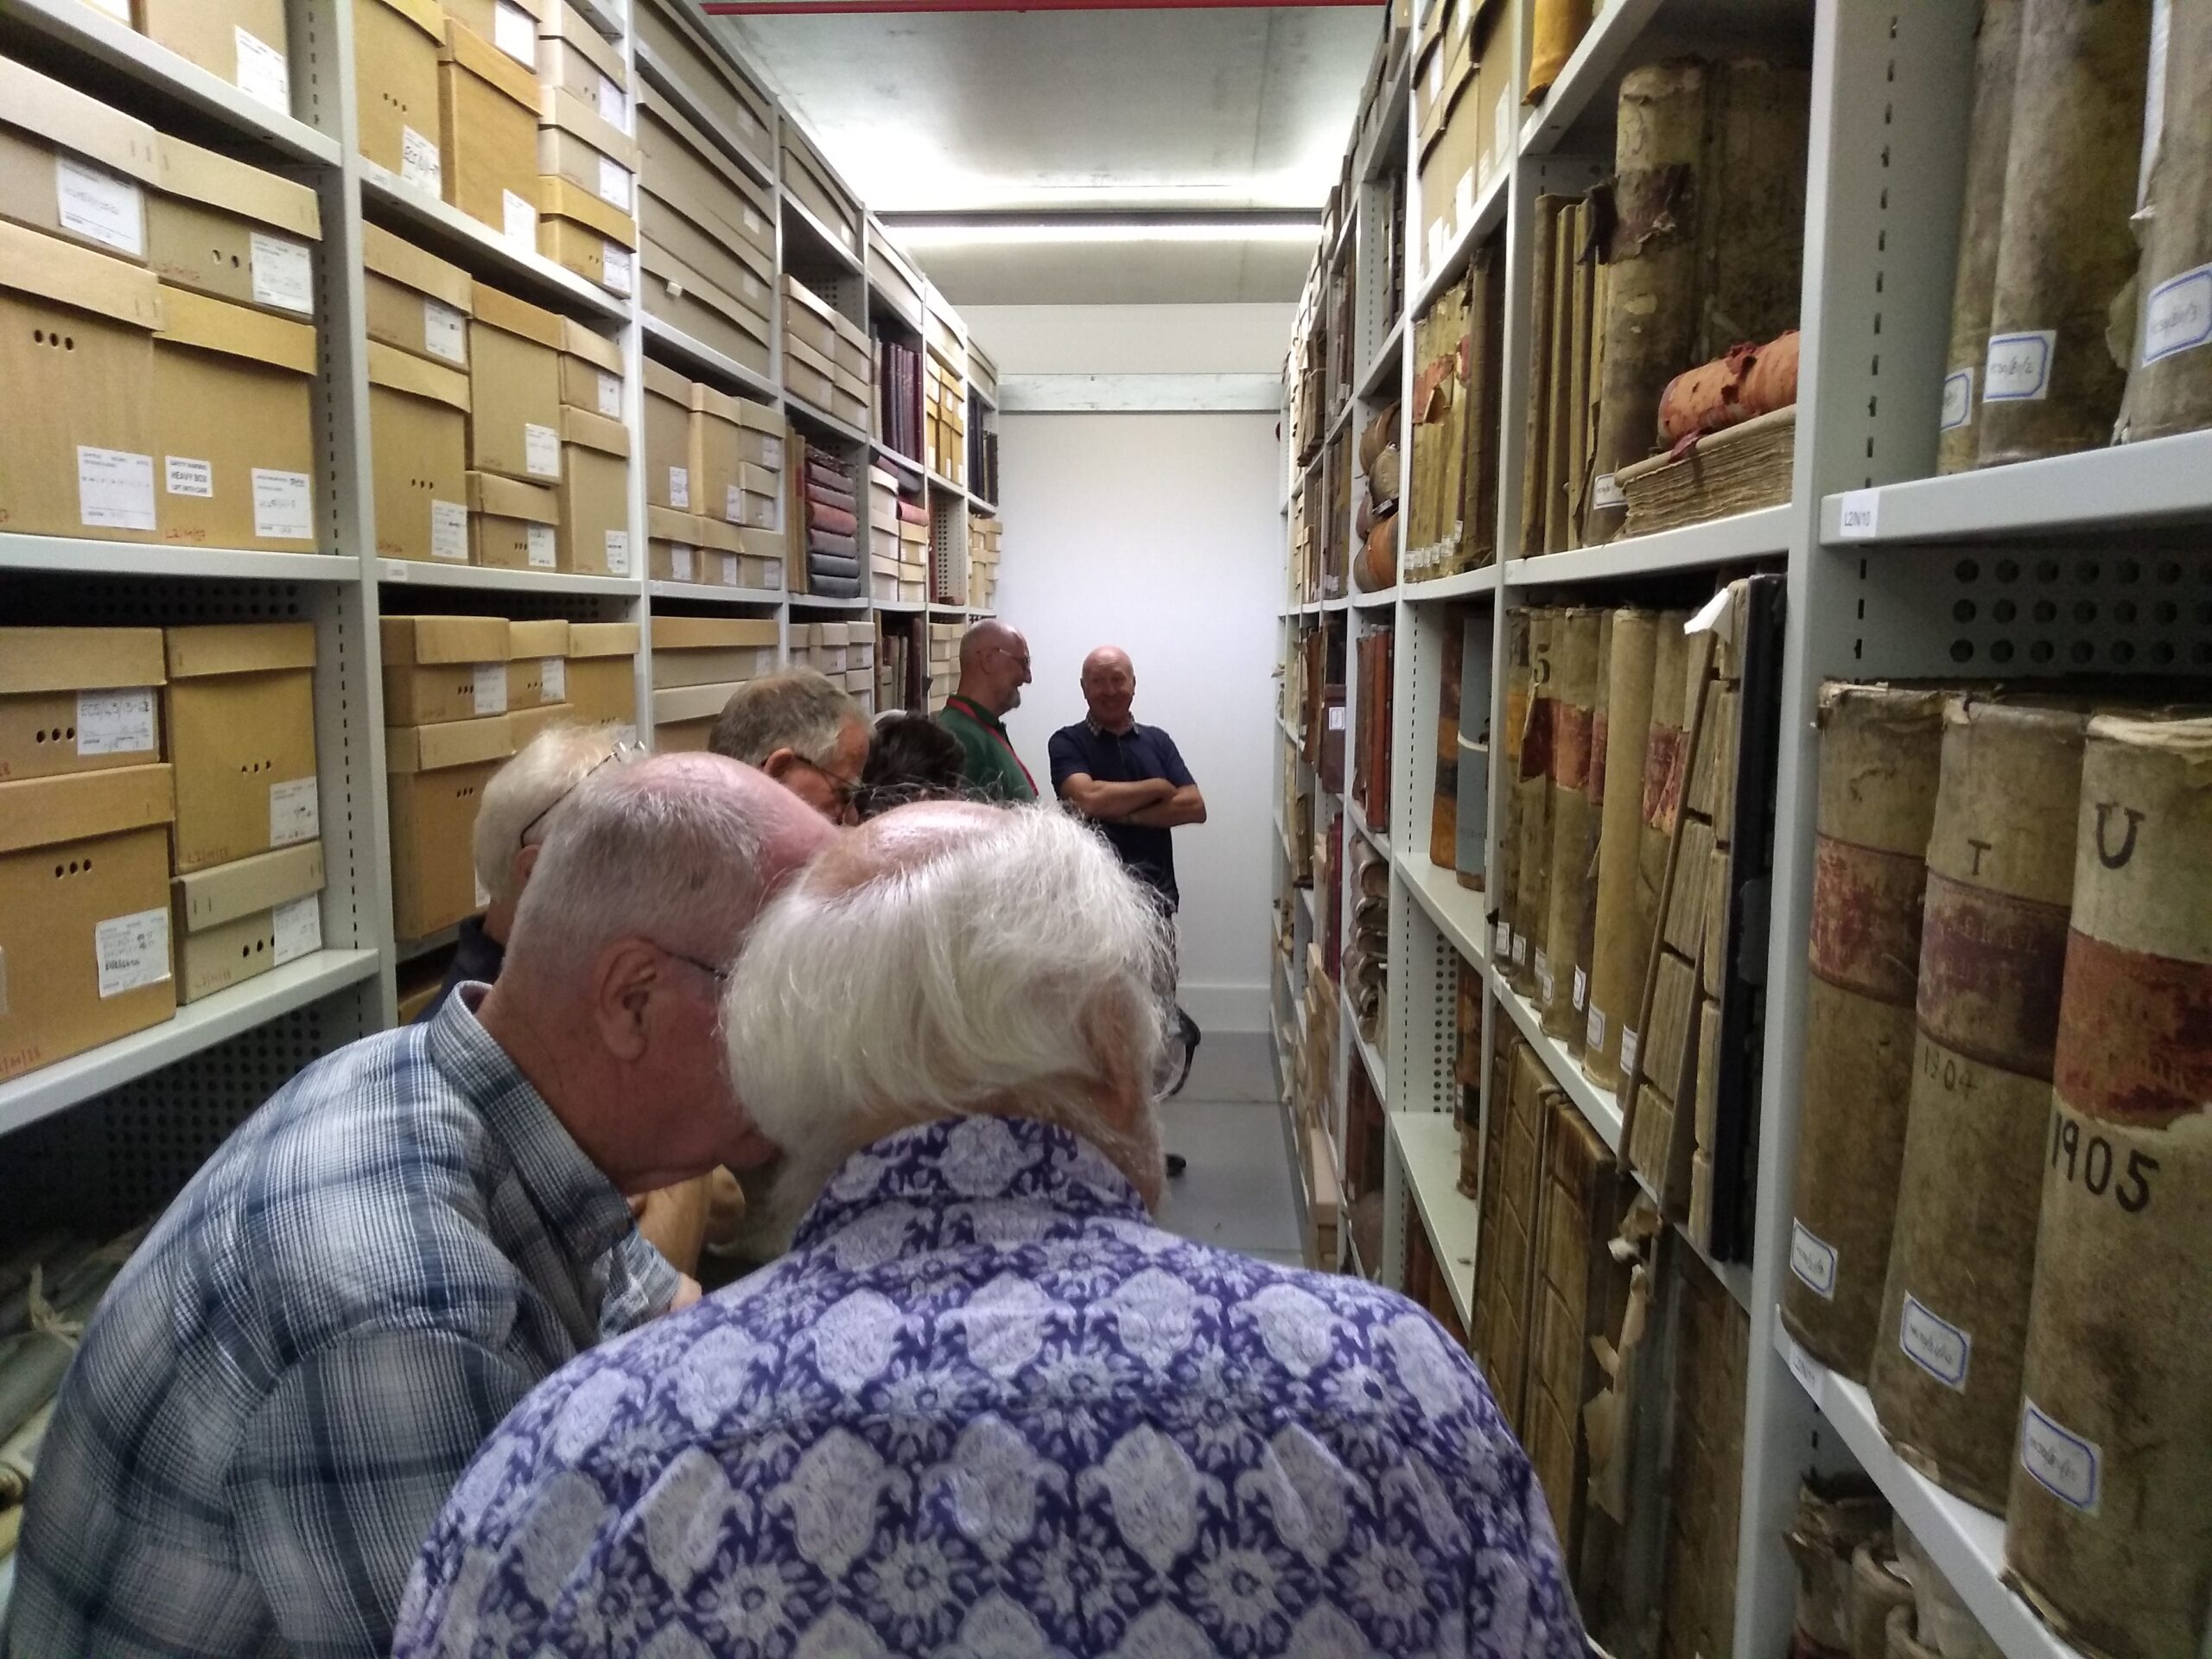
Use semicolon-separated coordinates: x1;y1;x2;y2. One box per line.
1271;3;2212;1657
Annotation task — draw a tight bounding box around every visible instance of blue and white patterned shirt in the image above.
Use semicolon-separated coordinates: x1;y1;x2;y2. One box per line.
3;988;680;1659
394;1116;1586;1658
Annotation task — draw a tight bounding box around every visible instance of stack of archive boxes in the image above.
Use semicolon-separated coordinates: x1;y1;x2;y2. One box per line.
866;467;904;603
969;517;1001;612
926;622;962;713
797;624;875;715
896;491;931;601
640;362;787;589
783;276;870;433
382;615;517;941
652;617;779;751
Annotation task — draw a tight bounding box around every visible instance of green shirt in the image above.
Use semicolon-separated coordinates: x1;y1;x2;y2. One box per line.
940;695;1038;804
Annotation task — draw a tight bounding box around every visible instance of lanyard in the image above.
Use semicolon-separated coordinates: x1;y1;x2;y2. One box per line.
947;696;1036;794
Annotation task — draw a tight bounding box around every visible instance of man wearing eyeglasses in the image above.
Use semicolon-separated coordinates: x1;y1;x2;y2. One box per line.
708;667;871;824
940;618;1038;803
5;754;834;1659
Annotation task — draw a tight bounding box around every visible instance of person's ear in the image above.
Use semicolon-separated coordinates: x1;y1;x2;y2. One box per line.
511;842;543;893
592;938;662;1062
761;747;800;781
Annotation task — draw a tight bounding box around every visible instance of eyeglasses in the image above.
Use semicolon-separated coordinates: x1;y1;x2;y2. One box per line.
794;755;863;810
988;646;1031;672
518;741;647;849
658;944;731;987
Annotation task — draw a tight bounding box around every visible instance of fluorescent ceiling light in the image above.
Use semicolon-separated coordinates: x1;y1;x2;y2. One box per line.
886;215;1321;246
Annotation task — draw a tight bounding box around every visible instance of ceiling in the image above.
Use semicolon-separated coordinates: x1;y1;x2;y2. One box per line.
708;3;1382;303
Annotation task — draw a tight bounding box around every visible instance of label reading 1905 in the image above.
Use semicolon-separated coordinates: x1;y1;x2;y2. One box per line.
2051;1110;2157;1212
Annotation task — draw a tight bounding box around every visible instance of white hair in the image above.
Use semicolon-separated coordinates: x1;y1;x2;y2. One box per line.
505;752;771;982
471;724;626;906
722;804;1173;1188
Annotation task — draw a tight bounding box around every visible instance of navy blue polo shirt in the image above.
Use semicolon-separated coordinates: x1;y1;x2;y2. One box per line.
1048;718;1195;910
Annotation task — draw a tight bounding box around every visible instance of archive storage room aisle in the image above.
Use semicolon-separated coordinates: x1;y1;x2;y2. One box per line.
2;0;2210;1655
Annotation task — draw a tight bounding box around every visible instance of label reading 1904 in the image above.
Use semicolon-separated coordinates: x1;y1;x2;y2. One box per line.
2051;1110;2158;1212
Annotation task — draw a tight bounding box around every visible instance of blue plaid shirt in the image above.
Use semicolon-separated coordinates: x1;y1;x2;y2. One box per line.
2;988;680;1659
394;1116;1586;1658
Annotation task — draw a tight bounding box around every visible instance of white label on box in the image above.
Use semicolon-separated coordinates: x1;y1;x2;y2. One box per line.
1573;965;1587;1012
250;232;315;314
77;689;156;756
1619;1026;1639;1077
604;529;631;574
430;499;468;561
1427;51;1442;103
1985;329;2056;402
595;73;627;128
271;893;321;965
1326;704;1347;732
1427;217;1446;271
1592;472;1624;510
234;27;290;111
423;299;467;364
724;485;743;523
1835;488;1881;541
493;0;537;63
79;446;156;531
1534;950;1554;1007
503;189;537;249
527;524;556;569
1899;1294;1971;1389
755;647;775;677
524;423;560;479
1493;919;1510;957
1586;1004;1605;1054
401;126;442;195
1939;367;1973;431
671;543;694;581
2020;1400;2101;1513
2142;260;2212;365
1453;167;1475;228
473;664;509;716
1789;1217;1839;1299
1782;1333;1824;1407
270;776;320;845
720;553;740;588
742;205;764;238
602;243;633;296
56;156;143;257
166;456;215;498
596;156;632;209
1494;92;1513;164
596;371;623;418
252;469;315;541
1510;930;1527;966
765;557;783;588
95;906;170;999
540;657;566;700
667;467;690;510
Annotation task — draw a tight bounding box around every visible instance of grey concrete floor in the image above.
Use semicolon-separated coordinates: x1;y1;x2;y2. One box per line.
1150;1031;1304;1266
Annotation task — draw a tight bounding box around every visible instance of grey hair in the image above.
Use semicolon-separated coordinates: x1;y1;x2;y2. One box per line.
470;724;626;907
505;752;768;982
707;669;862;768
722;804;1173;1177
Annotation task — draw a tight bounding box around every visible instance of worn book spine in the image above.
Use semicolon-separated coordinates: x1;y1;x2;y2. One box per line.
1456;607;1490;889
1431;613;1463;868
1526;0;1593;105
1565;202;1598;549
1693;60;1812;364
1496;611;1532;970
1622;611;1693;1085
1543;203;1580;555
1587;60;1709;543
2124;0;2212;443
2008;715;2212;1659
1571;608;1614;1055
1510;609;1561;995
1526;1097;1618;1568
1869;699;2088;1511
1541;609;1602;1039
1521;195;1567;556
1585;609;1659;1091
1936;0;2025;474
1435;285;1472;572
1976;0;2152;467
1782;683;1951;1382
1465;243;1507;565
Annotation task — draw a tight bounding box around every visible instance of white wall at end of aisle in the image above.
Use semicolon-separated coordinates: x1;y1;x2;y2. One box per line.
962;303;1297;375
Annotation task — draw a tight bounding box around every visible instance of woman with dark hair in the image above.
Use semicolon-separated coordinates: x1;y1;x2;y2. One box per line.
855;711;968;818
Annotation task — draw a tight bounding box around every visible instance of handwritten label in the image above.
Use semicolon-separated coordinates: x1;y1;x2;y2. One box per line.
503;189;537;250
271;893;321;965
1534;949;1554;1006
253;469;315;541
1899;1294;1970;1389
77;690;156;756
1939;367;1973;431
1592;472;1624;510
1453;167;1475;229
56;156;143;257
423;299;467;365
270;777;320;845
430;500;468;562
251;232;315;314
721;553;741;587
1789;1217;1838;1299
234;26;290;111
1586;1004;1606;1053
597;156;632;209
724;485;743;524
524;423;561;480
1835;489;1881;541
540;658;566;701
527;524;556;569
596;371;623;418
400;126;442;195
2020;1401;2101;1512
671;543;694;582
79;446;156;531
602;242;633;296
166;456;214;499
595;73;628;128
1573;966;1588;1012
604;529;631;574
95;907;170;998
1985;329;2056;402
2142;261;2212;365
668;466;690;510
493;0;537;64
1782;1332;1824;1405
472;664;509;717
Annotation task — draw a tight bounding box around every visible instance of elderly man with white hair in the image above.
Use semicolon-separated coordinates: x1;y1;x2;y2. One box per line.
5;754;834;1659
393;803;1586;1659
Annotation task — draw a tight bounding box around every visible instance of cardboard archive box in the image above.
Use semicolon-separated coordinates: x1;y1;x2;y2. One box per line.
804;622;850;676
382;613;513;726
0;764;177;1082
367;340;470;563
386;713;512;938
0;52;160;264
538;176;637;298
557;405;631;575
443;0;544;70
691;385;782;530
0;222;163;542
652;680;738;753
437;20;540;245
867;223;924;327
163;624;318;874
651;615;779;690
635;84;775;284
633;0;775;163
151;289;317;551
538;3;630;133
150;135;319;319
467;471;559;570
137;0;292;114
506;619;571;712
646;505;704;584
565;621;639;733
0;628;164;785
361;224;472;370
643;359;694;512
557;317;626;423
171;841;324;1003
469;284;563;485
646;509;779;591
538;87;637;219
353;0;446;187
782;125;858;256
639;238;771;381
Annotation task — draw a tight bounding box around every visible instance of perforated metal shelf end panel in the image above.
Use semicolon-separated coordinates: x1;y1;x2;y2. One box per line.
1844;541;2212;679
